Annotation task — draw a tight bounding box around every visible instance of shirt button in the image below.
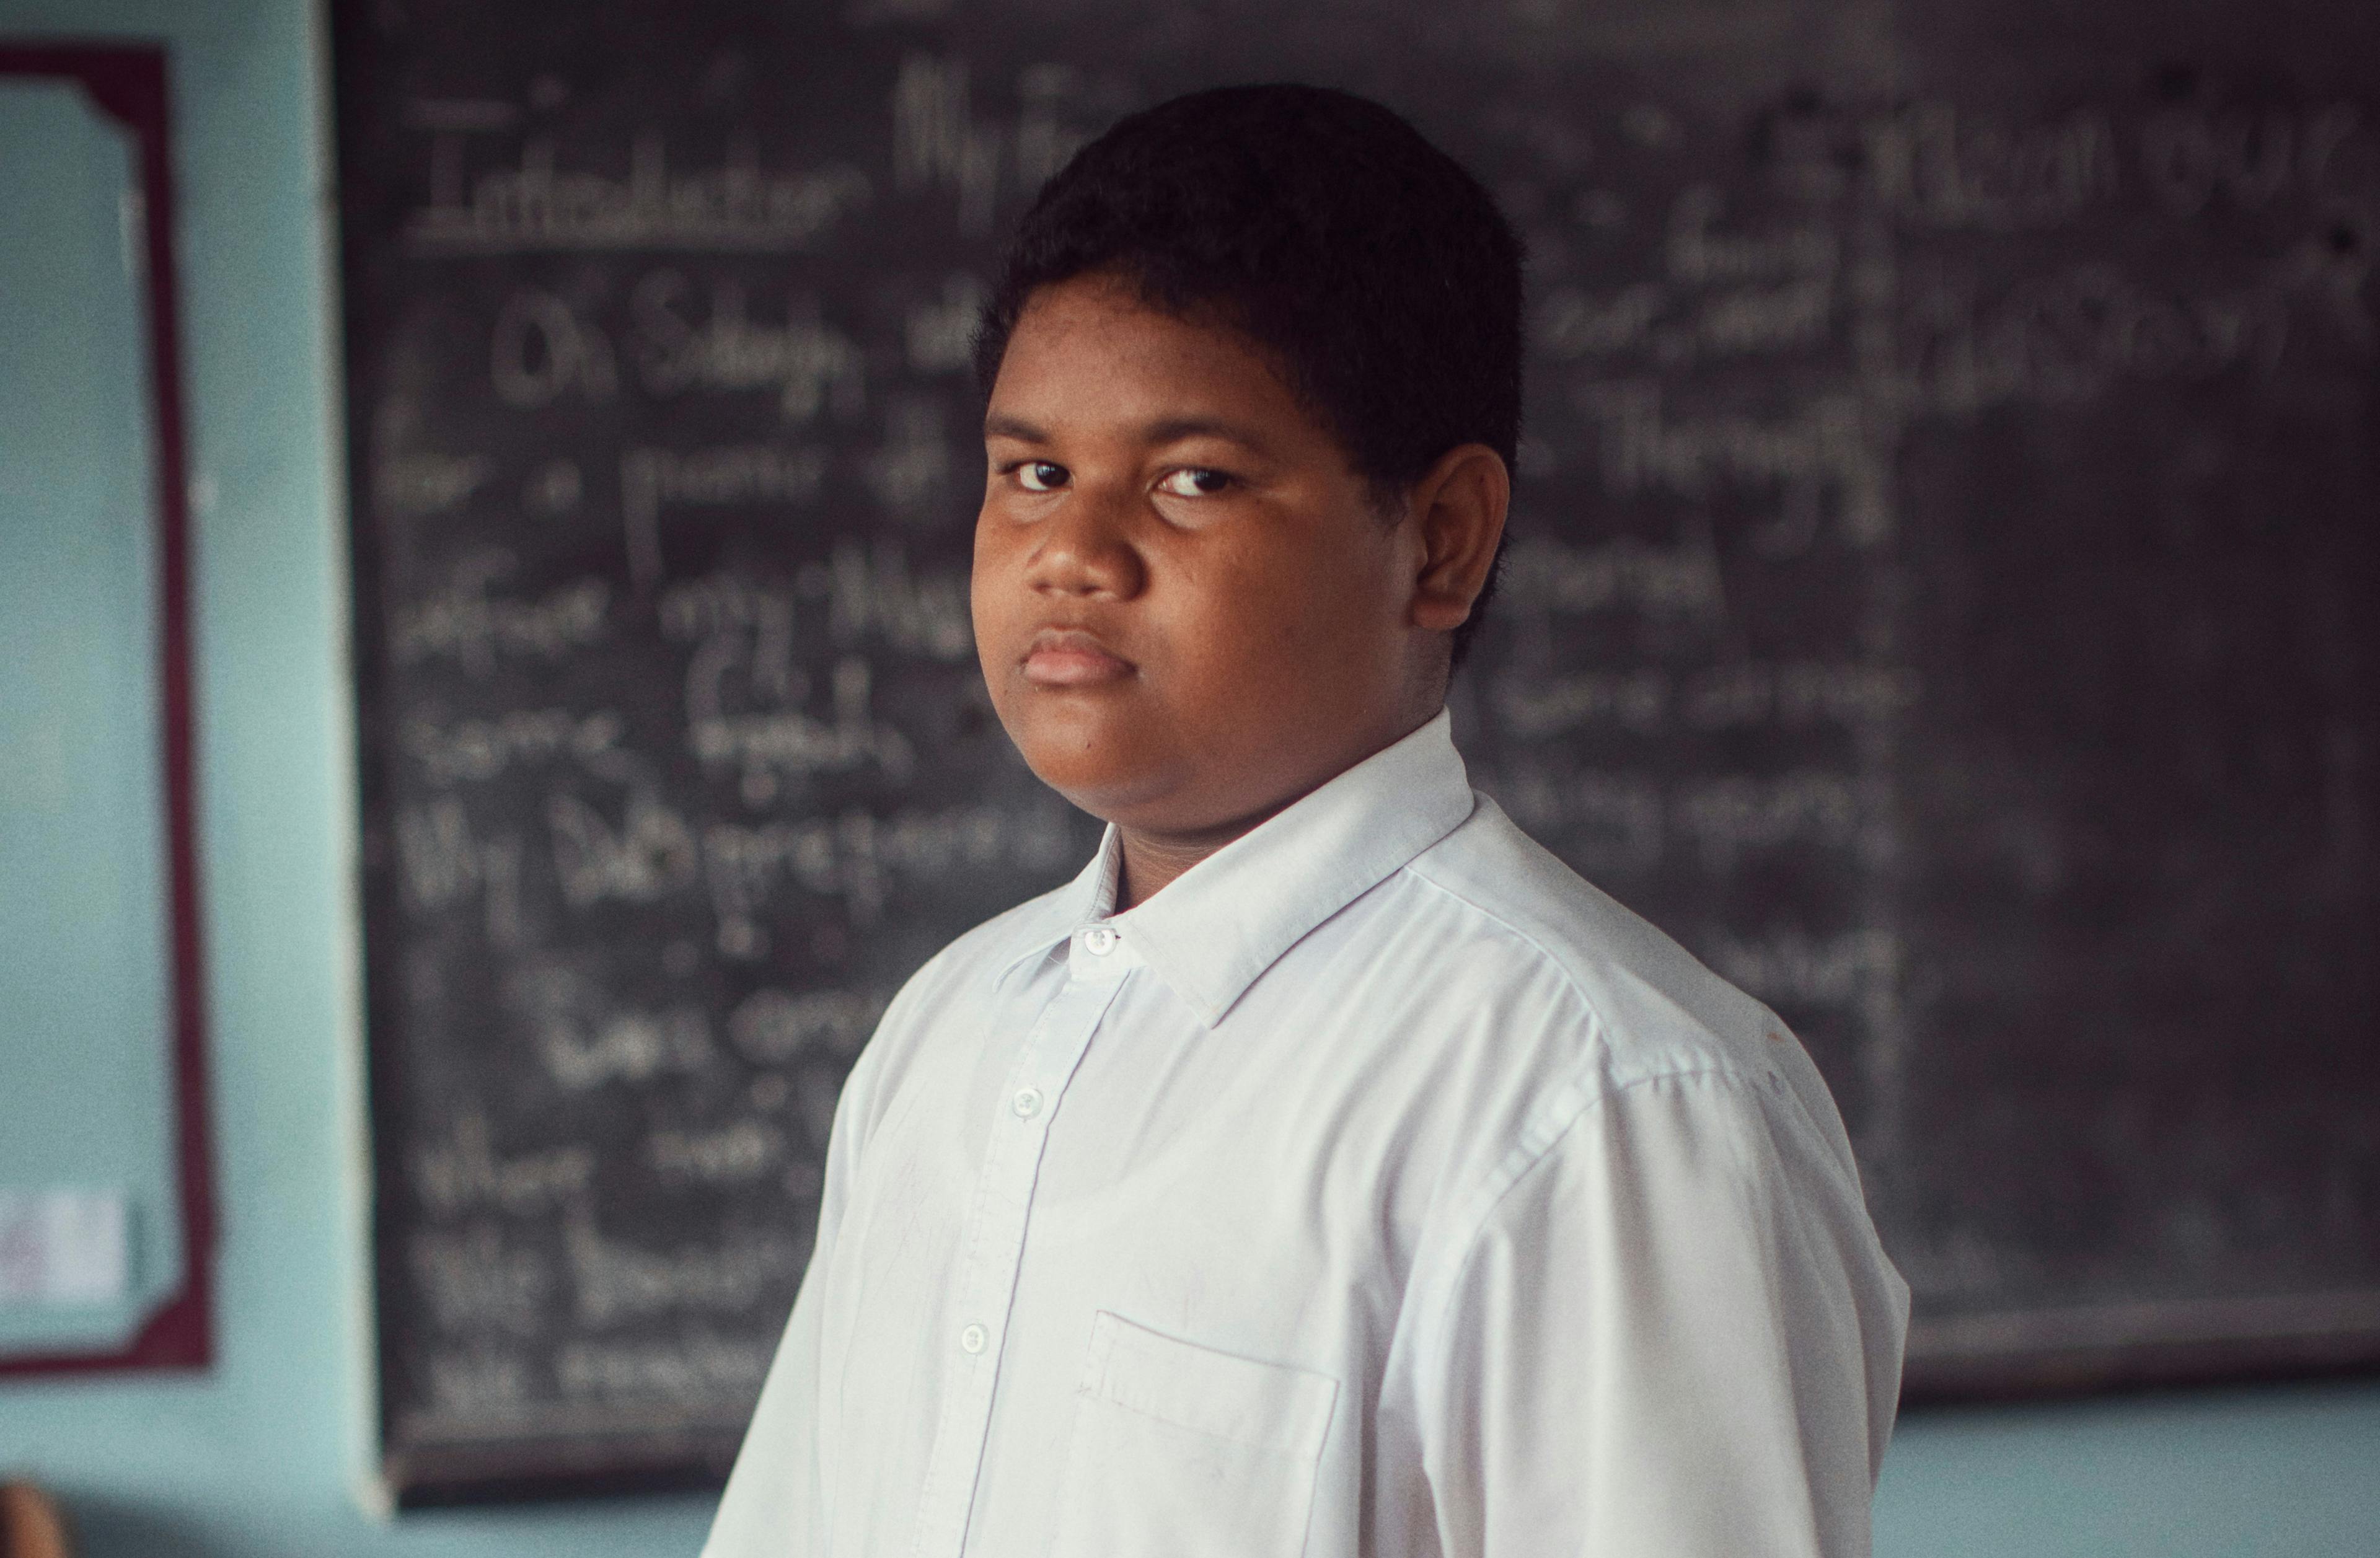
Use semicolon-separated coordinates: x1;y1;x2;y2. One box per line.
1012;1088;1043;1118
959;1323;988;1355
1082;925;1118;955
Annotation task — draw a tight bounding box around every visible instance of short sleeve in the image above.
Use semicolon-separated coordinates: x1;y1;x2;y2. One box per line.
1416;1068;1909;1558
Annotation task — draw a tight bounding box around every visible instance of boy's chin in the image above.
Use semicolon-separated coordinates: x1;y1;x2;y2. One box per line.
995;698;1327;840
1016;745;1171;825
1003;725;1199;831
995;698;1142;786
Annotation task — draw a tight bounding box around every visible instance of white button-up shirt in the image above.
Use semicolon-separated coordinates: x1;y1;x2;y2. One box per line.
705;711;1908;1558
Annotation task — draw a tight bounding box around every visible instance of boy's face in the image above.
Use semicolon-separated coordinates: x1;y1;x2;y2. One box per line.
973;274;1440;840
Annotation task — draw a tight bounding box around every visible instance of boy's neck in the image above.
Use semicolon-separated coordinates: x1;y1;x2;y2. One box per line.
1108;702;1447;911
1114;818;1270;911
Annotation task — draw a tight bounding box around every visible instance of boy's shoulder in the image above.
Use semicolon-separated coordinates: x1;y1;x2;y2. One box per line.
1387;793;1866;1189
1393;795;1770;1076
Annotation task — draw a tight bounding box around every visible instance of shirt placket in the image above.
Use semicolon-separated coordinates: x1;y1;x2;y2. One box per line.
908;926;1132;1558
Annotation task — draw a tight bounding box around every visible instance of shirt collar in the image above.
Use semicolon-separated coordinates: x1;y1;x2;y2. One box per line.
990;710;1476;1025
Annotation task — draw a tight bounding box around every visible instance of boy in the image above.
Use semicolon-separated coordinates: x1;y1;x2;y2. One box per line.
706;84;1906;1558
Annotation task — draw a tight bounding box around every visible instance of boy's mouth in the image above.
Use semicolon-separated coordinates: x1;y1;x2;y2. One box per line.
1022;627;1136;687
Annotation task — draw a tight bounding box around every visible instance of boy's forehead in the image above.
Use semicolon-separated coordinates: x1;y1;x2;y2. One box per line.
990;278;1309;438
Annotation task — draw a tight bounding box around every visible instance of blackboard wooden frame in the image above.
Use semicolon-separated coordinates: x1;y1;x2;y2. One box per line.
1907;1292;2380;1402
0;40;214;1378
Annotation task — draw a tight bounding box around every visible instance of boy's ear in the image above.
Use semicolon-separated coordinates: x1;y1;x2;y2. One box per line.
1407;442;1510;633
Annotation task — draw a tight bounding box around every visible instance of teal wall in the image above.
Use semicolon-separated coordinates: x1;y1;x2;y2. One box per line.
1;74;182;1358
0;1;2373;1554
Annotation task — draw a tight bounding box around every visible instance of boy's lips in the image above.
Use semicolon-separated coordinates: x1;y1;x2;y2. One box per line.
1023;628;1135;687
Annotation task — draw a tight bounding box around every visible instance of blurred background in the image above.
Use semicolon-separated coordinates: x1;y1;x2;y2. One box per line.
1;0;2376;1552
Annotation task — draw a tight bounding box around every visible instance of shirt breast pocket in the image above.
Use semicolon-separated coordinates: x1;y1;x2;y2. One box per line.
1052;1311;1339;1558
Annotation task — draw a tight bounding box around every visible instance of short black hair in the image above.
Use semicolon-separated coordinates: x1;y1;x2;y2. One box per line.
974;83;1523;669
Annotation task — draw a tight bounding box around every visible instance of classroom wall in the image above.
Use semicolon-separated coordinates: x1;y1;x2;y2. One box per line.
0;1;2373;1554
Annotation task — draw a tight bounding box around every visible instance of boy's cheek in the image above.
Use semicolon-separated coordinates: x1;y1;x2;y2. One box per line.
967;542;1025;664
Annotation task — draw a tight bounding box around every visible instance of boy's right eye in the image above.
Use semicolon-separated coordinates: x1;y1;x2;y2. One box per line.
1015;461;1069;493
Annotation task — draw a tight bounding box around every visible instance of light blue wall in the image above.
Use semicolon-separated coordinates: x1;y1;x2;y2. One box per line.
0;1;711;1551
1;76;181;1357
0;2;2373;1555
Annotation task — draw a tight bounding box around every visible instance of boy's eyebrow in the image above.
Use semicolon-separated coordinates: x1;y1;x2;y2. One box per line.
1139;416;1271;450
983;413;1049;442
981;413;1275;449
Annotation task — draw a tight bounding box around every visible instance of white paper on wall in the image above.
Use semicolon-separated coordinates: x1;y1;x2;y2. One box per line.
0;1187;130;1308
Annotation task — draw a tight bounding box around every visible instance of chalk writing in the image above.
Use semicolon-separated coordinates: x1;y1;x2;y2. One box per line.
1681;662;1919;730
1693;278;1835;357
404;708;628;786
507;964;718;1090
702;801;1077;939
1484;765;1665;874
1866;104;2123;228
659;571;795;646
803;541;975;661
409;134;871;253
1492;668;1670;737
1499;530;1727;623
392;553;610;673
1666;187;1836;285
1488;767;1885;873
491;289;616;407
1536;282;1667;358
545;786;1077;944
565;1212;804;1326
892;55;1002;232
1536;276;1833;364
2139;103;2367;216
395;799;526;943
377;452;493;519
412;1224;549;1336
661;550;974;685
1903;262;2294;413
621;443;827;589
892;54;1088;233
726;987;884;1063
689;655;915;803
647;1119;787;1186
413;1113;596;1216
1672;770;1872;869
1706;926;1903;1008
630;268;865;420
549;791;701;909
554;1329;774;1399
426;1347;531;1413
1580;381;1894;545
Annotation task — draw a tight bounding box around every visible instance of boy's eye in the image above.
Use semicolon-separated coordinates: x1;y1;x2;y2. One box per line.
1155;467;1233;498
1015;461;1069;492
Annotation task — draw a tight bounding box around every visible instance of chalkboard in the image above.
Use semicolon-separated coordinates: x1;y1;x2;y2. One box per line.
332;0;2380;1504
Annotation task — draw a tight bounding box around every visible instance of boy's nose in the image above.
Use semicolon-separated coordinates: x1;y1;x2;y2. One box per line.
1025;484;1146;599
